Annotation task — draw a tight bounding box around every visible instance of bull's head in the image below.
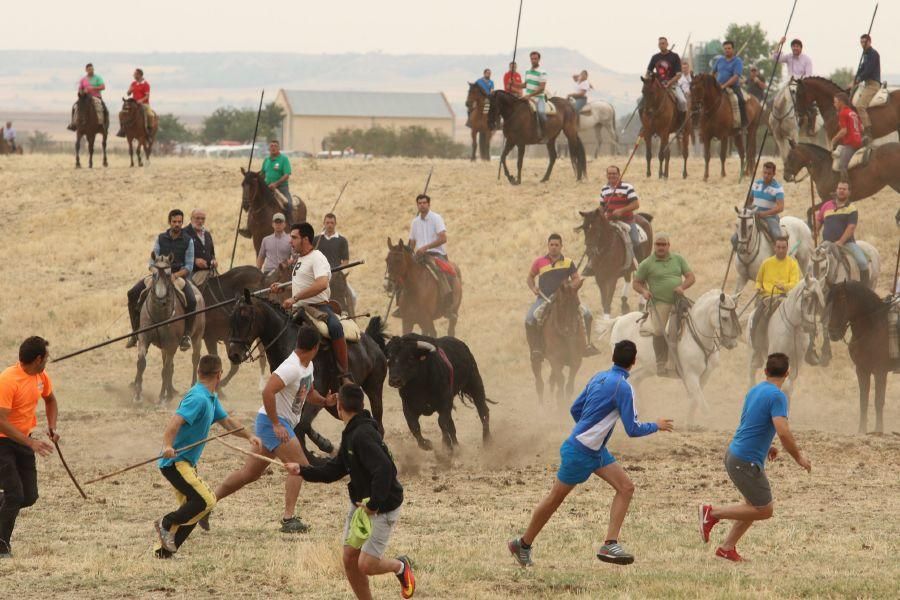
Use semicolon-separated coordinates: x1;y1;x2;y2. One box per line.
385;336;436;388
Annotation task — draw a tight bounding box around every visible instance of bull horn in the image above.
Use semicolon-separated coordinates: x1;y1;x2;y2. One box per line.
416;341;437;353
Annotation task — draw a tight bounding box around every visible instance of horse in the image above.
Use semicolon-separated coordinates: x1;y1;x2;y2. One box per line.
600;290;741;424
329;270;356;317
240;168;308;254
118;98;158;167
731;206;813;295
576;99;619;158
689;73;762;180
794;76;900;140
531;280;585;405
465;83;493;161
768;84;800;162
782;141;900;205
827;281;898;434
487;90;587;185
385;238;462;337
74;91;108;169
132;254;206;404
747;270;826;398
226;291;387;460
639;73;690;179
576;208;653;318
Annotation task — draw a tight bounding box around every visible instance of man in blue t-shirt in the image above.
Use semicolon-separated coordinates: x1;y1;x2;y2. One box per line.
713;40;747;129
508;340;673;567
698;352;811;562
153;355;260;558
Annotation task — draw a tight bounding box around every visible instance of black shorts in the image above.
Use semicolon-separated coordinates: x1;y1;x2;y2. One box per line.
725;450;772;507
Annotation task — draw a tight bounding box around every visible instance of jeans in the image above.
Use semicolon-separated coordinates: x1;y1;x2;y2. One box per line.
0;438;38;553
627;222;641;249
836;144;857;174
843;241;868;271
525;296;593;333
277;183;293;224
316;303;344;339
572;97;587;113
535;97;547;124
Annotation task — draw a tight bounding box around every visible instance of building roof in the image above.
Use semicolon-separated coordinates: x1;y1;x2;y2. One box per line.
280;90;453;119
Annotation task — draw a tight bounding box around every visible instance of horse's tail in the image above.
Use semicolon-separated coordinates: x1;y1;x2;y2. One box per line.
365;316;387;352
569;134;587;180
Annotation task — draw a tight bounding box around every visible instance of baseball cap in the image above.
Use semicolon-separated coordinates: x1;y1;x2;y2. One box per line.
272;213;286;222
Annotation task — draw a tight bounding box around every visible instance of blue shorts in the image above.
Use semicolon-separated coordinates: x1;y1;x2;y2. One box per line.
556;440;616;485
255;413;297;452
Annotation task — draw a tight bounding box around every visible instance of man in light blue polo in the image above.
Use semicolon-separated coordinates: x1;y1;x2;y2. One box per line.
713;40;747;130
731;161;785;248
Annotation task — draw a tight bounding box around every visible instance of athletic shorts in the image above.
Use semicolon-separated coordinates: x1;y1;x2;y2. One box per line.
556;439;616;485
343;502;401;558
725;450;773;507
255;413;297;452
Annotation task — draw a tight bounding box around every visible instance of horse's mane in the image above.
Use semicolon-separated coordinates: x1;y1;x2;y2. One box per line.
796;142;832;160
468;82;488;97
828;281;884;314
248;294;291;318
798;76;848;95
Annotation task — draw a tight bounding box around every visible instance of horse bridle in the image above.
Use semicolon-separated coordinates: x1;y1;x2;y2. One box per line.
779;285;820;334
149;263;177;319
691;76;724;120
228;299;293;363
735;212;763;266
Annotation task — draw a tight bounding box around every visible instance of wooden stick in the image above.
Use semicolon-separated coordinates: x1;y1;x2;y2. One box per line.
49;428;88;500
84;427;245;485
214;437;287;469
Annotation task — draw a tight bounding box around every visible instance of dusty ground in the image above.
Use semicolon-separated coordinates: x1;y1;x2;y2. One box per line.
0;153;898;598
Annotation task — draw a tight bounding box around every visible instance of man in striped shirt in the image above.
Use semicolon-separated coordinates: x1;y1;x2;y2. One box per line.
524;51;548;137
731;162;784;249
508;340;673;567
600;166;643;260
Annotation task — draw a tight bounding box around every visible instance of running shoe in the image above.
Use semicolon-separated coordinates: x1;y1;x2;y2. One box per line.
280;516;310;533
596;542;634;565
396;555;415;598
698;504;719;543
715;546;744;562
154;519;177;553
508;537;533;567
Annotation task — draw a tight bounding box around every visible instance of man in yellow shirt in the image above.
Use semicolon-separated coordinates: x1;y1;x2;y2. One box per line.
751;238;800;351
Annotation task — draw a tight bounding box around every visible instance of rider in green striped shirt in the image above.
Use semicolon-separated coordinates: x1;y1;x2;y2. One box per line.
524;51;548;137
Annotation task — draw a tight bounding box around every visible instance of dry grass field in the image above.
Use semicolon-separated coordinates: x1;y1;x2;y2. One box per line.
0;153;898;599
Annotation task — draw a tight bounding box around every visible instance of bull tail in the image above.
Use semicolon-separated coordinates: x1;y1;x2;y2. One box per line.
366;316;387;352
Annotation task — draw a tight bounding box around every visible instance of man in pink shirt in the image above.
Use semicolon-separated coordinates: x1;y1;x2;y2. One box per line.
68;63;107;131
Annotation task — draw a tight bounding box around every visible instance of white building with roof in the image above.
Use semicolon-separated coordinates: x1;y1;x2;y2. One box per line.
274;89;455;153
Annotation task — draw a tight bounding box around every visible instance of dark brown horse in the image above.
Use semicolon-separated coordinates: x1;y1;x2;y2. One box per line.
640;73;690;179
487;90;587;184
827;281;898;434
690;74;761;180
240;168;308;254
74;91;108;168
531;280;584;405
465;82;493;161
118;98;158;167
577;209;653;318
795;76;900;140
385;239;462;337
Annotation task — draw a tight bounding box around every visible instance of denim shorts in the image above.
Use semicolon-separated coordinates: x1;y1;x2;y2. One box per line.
255;413;297;452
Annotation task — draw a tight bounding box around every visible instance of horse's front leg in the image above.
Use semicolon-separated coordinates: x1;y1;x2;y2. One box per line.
137;142;144;167
500;139;515;184
531;354;544;403
132;339;147;402
719;136;729;178
88;136;94;169
645;134;653;178
160;349;175;404
470;130;477;161
102;132;108;167
74;135;81;169
515;144;526;185
703;139;711;181
873;371;887;434
856;366;871;434
540;140;557;182
128;137;135;167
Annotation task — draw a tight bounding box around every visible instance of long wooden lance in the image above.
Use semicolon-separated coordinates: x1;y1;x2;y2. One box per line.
49;428;87;500
229;90;266;269
497;0;525;180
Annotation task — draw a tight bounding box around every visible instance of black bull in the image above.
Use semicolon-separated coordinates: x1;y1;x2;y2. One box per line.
383;333;494;451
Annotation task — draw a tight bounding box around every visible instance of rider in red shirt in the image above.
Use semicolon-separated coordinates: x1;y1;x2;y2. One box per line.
118;68;153;137
504;61;523;96
830;92;862;182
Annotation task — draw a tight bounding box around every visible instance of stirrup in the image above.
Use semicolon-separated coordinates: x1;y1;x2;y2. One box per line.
179;336;192;351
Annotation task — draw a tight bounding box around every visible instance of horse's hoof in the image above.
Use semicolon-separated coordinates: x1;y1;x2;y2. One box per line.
418;439;434;451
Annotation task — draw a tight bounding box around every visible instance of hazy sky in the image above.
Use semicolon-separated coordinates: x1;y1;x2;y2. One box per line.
4;0;893;76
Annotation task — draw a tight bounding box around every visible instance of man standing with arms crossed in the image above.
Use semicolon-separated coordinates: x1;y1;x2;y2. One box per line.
699;352;811;562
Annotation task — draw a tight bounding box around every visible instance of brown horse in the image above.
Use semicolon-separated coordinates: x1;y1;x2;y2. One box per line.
385;239;462;337
690;74;761;180
487;90;587;185
531;280;584;405
465;82;493;161
795;76;900;140
827;281;899;434
640;73;690;179
74;91;108;168
577;209;653;318
240;168;308;254
118;98;158;167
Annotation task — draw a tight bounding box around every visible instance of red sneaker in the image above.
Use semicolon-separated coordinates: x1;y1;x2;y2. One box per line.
698;504;718;543
715;546;744;562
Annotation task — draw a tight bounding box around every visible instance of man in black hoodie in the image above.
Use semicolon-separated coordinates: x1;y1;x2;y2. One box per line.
288;384;416;599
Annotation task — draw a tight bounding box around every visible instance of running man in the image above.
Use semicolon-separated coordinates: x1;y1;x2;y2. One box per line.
153;355;258;558
289;384;416;599
508;340;674;567
213;325;336;533
699;352;811;562
0;337;60;558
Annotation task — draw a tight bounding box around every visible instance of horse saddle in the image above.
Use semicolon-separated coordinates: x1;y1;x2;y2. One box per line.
140;275;191;307
527;98;557;115
297;304;362;342
611;222;643;272
831;146;871;172
852;84;889;107
822;242;873;281
754;215;788;245
750;296;783;355
725;88;741;126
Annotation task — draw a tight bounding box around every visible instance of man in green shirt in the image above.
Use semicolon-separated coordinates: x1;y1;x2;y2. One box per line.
261;140;294;224
524;50;548;138
632;233;695;376
68;63;107;131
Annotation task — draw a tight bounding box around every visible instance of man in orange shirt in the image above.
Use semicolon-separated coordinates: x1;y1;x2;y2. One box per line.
0;336;59;558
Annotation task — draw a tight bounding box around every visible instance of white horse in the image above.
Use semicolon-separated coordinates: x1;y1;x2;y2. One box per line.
733;206;813;295
599;289;741;424
578;100;618;157
747;270;826;398
768;84;799;162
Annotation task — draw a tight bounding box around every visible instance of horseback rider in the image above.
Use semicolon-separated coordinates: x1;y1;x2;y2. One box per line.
751;237;801;350
772;37;813;79
116;68;153;137
257;213;292;275
525;233;599;360
504;61;523;97
314;213;357;315
271;222;352;382
2;121;16;153
476;69;495;95
731;161;785;249
632;233;696;377
524;51;549;138
854;34;881;145
677;62;692;103
600;165;643;261
184;208;217;287
567;70;591;114
830;93;863;183
821;181;869;287
713;41;747;130
646;36;686;118
126;209;198;351
745;66;766;103
261;140;293;224
408;193;455;314
68;63;107;131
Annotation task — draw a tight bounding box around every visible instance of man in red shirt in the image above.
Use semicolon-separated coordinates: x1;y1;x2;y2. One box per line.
118;68;154;137
830;93;862;182
504;61;523;96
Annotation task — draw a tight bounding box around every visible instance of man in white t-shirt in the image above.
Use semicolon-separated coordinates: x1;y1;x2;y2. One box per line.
214;325;336;533
408;193;454;310
568;70;592;114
